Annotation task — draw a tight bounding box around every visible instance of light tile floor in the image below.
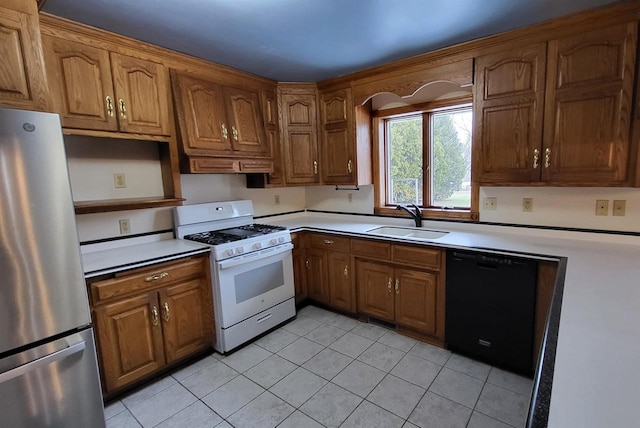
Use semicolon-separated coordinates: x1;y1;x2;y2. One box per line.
105;305;533;428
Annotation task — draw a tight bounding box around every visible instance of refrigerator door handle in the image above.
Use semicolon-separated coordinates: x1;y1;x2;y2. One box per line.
0;341;86;384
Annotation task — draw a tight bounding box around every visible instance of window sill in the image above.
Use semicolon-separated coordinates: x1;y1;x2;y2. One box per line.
375;206;478;222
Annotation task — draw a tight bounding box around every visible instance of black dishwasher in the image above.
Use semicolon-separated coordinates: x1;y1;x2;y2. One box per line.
445;250;537;374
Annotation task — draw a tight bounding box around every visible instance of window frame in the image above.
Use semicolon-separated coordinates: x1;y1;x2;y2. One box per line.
372;96;479;221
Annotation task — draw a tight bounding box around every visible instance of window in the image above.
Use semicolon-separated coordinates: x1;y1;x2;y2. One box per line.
377;103;475;219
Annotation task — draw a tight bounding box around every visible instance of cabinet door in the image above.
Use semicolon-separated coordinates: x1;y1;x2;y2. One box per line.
320;89;356;184
171;71;232;154
281;93;320;184
42;36;117;131
0;5;49;111
473;44;547;183
160;278;213;363
111;53;170;135
327;252;355;313
93;292;165;392
307;248;329;304
356;260;394;322
394;268;438;336
261;89;284;185
542;23;636;184
293;248;308;304
224;86;269;155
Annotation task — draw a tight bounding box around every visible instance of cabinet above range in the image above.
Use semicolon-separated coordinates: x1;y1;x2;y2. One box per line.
170;70;272;174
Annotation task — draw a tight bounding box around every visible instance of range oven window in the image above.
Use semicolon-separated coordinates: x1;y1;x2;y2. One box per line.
234;261;285;304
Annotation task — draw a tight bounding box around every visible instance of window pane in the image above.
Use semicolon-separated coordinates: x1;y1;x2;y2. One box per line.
431;110;472;208
387;116;423;205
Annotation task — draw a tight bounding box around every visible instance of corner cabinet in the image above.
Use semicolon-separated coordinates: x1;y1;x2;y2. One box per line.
0;2;50;111
319;87;372;185
43;36;170;135
88;255;214;396
474;22;637;186
170;70;272;173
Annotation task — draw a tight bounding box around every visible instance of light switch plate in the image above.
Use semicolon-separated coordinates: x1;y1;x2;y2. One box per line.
613;200;626;216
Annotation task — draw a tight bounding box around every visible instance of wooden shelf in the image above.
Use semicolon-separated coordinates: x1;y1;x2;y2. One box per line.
74;197;185;214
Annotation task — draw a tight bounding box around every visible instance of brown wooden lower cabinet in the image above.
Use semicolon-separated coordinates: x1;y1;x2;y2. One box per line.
89;255;214;395
356;260;443;341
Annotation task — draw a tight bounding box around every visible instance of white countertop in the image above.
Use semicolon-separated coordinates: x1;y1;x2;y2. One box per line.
261;211;640;428
82;238;210;278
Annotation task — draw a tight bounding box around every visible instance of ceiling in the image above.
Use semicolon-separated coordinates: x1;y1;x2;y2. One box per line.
43;0;621;82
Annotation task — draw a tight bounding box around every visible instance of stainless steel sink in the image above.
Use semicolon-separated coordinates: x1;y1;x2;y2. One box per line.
366;226;448;240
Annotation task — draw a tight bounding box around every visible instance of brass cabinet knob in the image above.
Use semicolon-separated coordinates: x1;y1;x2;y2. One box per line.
151;306;159;326
395;278;400;294
221;124;228;139
533;148;539;169
105;96;114;117
163;302;170;322
544;148;551;168
118;98;127;119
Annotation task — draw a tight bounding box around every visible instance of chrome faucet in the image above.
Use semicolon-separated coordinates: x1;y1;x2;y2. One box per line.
396;204;423;227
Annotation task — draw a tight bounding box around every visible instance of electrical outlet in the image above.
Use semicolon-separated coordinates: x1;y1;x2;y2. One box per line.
595;200;609;216
113;173;126;188
274;194;280;205
613;200;626;216
522;198;533;212
347;193;353;204
119;219;131;234
483;197;497;211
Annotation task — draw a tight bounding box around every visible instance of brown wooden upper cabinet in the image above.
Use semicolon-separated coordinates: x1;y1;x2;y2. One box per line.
171;70;271;173
43;36;170;135
319;87;372;186
474;22;637;186
279;84;320;185
0;3;50;111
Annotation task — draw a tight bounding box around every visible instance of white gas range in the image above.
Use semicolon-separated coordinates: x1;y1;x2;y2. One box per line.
174;200;295;353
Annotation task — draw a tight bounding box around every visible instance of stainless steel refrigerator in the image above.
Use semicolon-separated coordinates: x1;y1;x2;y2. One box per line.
0;107;105;427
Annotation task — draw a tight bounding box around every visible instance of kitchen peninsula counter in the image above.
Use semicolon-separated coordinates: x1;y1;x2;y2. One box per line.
262;211;640;428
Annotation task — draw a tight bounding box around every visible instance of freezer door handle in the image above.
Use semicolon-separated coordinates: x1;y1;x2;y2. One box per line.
0;341;86;384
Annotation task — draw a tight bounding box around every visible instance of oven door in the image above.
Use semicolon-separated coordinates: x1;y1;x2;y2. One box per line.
215;243;294;328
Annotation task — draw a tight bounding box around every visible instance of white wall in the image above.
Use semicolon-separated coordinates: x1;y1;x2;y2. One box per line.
479;187;640;232
305;184;374;214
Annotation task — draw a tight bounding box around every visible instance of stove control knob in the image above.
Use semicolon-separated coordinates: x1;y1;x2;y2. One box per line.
278;236;285;243
270;239;278;245
226;249;234;257
235;247;244;254
253;242;262;250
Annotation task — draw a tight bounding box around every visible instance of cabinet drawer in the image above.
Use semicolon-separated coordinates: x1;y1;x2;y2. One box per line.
351;239;391;260
308;233;350;252
392;245;441;270
91;257;206;305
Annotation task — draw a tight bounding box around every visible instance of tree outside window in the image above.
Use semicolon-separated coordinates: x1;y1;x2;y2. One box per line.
386;107;472;209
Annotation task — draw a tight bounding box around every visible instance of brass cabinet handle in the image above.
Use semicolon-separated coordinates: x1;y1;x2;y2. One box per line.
544;148;551;168
533;148;539;169
313;160;318;175
347;159;353;174
305;259;310;269
118;99;127;119
145;272;168;282
105;96;114;117
232;125;239;141
395;278;400;295
163;302;170;322
221;124;228;139
323;239;334;244
343;265;349;278
387;278;392;293
151;306;159;326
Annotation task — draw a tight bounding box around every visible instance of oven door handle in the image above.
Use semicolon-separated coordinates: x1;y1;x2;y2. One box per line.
217;243;293;270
